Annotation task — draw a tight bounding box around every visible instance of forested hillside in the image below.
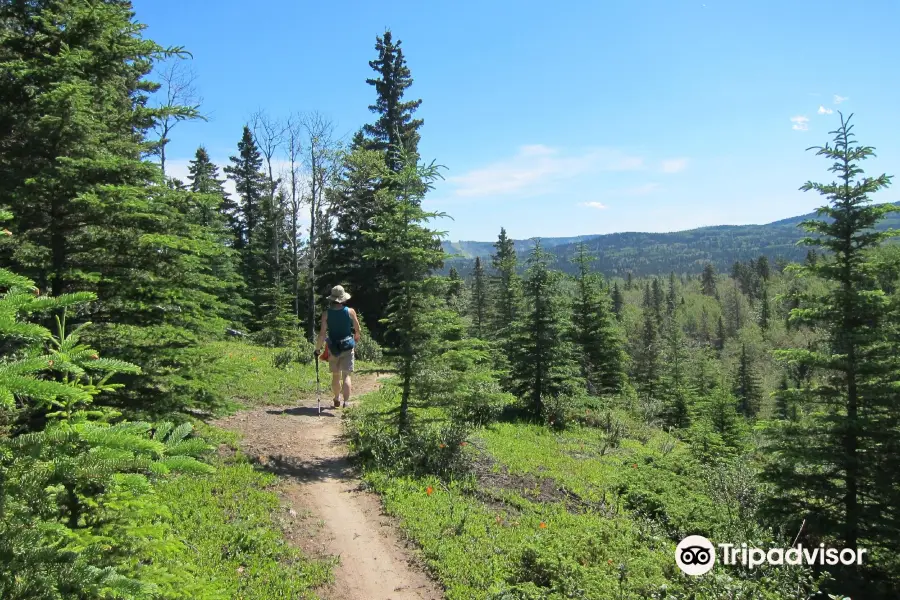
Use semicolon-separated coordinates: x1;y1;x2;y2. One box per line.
1;2;899;600
443;202;900;277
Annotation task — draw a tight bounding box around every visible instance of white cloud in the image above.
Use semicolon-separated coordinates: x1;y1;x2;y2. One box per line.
581;201;608;209
834;94;848;104
817;105;833;115
790;116;810;131
661;158;688;174
446;145;645;198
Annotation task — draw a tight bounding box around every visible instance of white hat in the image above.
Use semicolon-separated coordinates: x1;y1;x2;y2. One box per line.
326;285;351;303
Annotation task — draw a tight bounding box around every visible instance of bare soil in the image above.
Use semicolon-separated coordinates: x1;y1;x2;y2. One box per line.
213;373;443;600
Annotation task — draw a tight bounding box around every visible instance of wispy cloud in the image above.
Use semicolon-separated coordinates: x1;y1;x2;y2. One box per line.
834;94;848;104
581;201;608;210
446;145;645;198
661;158;688;174
817;105;833;115
790;116;810;131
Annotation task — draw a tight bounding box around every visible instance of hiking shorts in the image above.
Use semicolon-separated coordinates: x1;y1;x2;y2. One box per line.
328;348;354;374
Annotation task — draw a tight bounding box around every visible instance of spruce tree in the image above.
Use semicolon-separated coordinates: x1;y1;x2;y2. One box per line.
661;305;694;429
733;343;762;417
224;126;269;322
189;145;239;238
362;146;446;432
489;228;523;345
570;244;626;395
762;115;900;595
759;285;771;330
625;272;634;290
634;284;662;398
509;241;583;418
359;30;423;172
611;281;624;321
445;265;467;316
701;263;717;297
470;256;488;338
0;1;237;412
666;272;677;317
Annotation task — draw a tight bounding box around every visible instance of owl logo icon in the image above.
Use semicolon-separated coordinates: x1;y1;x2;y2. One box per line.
676;535;716;575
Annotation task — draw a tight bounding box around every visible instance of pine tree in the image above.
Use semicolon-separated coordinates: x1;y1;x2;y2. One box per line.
774;374;797;421
701;263;717;296
625;272;634;290
359;30;423;172
762;115;900;594
715;315;726;351
756;255;771;282
570;244;626;395
661;305;694;429
733;343;762;417
445;265;467;315
189;145;239;238
509;241;583;418
362;146;446;432
470;256;488;338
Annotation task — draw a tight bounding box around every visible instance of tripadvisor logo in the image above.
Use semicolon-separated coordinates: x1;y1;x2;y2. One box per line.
675;535;868;576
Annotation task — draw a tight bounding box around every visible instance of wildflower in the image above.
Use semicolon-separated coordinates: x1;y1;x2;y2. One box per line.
251;356;257;361
495;515;502;524
91;354;99;360
426;486;433;496
608;559;614;565
439;443;446;449
460;441;468;447
539;522;547;529
632;463;637;468
47;360;54;367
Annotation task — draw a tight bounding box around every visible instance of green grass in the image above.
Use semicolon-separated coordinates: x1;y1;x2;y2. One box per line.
155;457;333;599
345;389;824;600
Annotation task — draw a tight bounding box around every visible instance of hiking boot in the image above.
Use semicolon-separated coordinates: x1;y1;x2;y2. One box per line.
332;398;341;408
342;400;349;408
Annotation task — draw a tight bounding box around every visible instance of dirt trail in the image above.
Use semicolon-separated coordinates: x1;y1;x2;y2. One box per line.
213;373;443;600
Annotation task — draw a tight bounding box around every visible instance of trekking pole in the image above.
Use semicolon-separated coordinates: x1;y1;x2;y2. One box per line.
314;349;321;416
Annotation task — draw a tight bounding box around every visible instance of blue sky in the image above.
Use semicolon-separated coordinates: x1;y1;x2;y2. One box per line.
134;0;900;242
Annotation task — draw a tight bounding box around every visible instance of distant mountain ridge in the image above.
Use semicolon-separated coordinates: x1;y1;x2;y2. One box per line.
441;201;900;277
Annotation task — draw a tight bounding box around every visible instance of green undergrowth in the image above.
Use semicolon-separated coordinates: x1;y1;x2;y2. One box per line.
154;454;332;599
346;387;827;600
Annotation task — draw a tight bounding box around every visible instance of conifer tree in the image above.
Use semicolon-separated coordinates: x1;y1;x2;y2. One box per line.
759;285;771;330
715;315;726;351
611;281;624;321
733;343;762;417
362;145;446;432
634;284;662;398
470;256;488;338
189;145;240;239
509;241;583;418
701;263;718;296
489;228;523;344
445;266;467;316
666;272;677;317
625;272;634;290
661;305;694;429
570;244;626;394
359;30;423;172
774;374;796;421
762;115;900;594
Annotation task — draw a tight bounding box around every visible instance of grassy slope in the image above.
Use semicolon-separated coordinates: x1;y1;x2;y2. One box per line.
346;388;819;600
149;341;332;599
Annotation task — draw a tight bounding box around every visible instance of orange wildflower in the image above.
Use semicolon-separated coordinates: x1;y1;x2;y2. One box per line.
426;486;433;496
608;559;614;565
538;522;547;529
460;441;468;447
439;443;446;449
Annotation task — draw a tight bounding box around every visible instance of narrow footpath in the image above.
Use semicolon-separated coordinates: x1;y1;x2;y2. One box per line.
214;374;443;600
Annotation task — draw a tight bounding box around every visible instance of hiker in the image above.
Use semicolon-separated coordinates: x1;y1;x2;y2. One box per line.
315;285;362;408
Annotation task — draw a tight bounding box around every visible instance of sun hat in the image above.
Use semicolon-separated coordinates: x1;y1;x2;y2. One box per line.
326;285;351;303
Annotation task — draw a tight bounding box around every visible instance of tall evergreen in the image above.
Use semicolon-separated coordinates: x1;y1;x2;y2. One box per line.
733;343;762;417
701;263;717;297
470;257;488;338
661;307;694;429
363;146;446;432
762;115;900;596
0;0;234;412
666;272;677;317
611;281;624;321
570;244;626;394
759;285;771;330
359;30;423;172
509;241;582;418
634;283;663;398
489;228;523;343
224;126;269;323
189;146;240;240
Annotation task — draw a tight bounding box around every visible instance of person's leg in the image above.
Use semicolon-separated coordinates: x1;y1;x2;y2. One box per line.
340;350;355;406
329;355;341;406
